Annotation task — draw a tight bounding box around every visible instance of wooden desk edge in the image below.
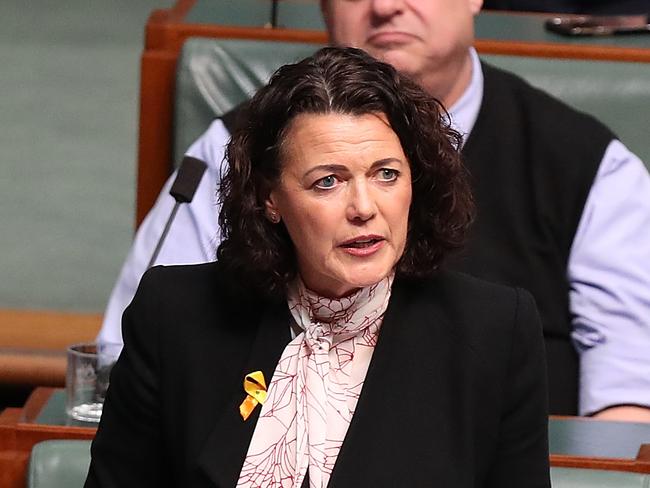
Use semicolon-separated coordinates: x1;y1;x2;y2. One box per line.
475;39;650;63
19;388;96;436
638;444;650;462
20;387;57;423
551;453;650;474
550;415;650;469
0;388;96;453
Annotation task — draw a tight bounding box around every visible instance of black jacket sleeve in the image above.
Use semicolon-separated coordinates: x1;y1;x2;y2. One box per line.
486;288;551;487
85;267;170;488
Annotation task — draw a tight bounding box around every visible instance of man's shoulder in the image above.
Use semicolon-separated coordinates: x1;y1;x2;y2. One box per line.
478;60;614;138
220;102;249;134
479;62;558;107
467;60;615;181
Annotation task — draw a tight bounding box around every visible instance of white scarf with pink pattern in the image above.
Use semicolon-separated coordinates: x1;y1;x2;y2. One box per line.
236;274;394;488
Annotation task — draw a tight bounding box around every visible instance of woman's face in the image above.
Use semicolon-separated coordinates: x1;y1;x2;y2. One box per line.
266;112;412;298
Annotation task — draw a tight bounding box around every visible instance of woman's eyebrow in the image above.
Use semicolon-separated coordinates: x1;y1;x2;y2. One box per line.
303;164;349;178
370;157;403;169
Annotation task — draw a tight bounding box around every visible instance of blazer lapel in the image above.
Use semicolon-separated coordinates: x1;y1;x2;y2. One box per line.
197;300;291;487
327;278;460;486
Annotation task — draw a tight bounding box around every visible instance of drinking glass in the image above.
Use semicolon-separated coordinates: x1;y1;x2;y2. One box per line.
65;342;121;423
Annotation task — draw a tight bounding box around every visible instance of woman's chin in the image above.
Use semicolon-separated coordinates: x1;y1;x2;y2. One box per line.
334;269;395;297
300;252;399;298
304;271;391;299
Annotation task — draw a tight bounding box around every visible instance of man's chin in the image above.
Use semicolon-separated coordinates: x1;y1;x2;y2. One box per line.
366;48;417;77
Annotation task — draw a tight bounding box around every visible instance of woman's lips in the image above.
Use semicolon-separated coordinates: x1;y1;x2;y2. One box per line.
339;237;385;257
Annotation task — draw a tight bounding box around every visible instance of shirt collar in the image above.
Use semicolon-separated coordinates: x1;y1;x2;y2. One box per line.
448;47;483;147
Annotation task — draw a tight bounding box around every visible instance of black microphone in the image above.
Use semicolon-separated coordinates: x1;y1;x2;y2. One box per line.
146;156;207;269
270;0;279;28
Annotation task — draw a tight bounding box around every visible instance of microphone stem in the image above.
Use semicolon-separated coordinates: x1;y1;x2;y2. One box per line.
271;0;278;27
147;201;181;269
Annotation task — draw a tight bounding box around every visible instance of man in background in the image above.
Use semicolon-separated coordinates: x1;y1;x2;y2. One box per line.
99;0;650;419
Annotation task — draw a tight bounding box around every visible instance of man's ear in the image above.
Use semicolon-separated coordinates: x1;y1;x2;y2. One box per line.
469;0;483;15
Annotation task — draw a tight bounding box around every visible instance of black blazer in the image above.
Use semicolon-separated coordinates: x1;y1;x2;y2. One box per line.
85;263;550;487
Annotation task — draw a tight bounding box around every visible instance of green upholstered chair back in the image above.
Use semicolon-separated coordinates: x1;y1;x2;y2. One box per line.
24;439;650;488
27;440;91;488
173;38;650;170
173;39;320;164
551;467;650;487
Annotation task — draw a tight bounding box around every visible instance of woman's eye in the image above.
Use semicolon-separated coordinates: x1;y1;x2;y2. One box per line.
314;175;338;189
378;168;398;181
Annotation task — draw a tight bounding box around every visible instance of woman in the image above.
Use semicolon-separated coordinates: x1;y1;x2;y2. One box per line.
85;47;550;487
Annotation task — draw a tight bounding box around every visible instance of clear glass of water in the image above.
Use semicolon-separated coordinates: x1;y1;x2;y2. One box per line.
66;342;121;423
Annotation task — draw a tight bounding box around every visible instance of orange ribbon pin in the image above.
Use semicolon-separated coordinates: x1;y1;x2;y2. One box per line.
239;371;268;421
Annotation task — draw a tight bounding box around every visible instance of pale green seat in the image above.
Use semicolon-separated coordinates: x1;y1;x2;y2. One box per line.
173;37;650;170
27;440;91;488
551;467;650;487
173;38;319;163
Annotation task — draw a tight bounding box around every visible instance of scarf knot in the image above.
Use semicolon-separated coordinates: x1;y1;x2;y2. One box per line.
303;322;331;353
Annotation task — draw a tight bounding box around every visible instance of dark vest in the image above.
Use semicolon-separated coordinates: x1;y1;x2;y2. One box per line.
220;63;615;414
483;0;648;14
452;62;614;414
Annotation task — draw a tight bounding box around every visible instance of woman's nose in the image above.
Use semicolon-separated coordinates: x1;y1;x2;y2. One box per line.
346;182;377;223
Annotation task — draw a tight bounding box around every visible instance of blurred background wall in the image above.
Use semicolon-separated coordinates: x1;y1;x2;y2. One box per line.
0;0;173;314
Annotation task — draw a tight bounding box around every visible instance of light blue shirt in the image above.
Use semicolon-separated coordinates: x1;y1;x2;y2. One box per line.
99;50;650;416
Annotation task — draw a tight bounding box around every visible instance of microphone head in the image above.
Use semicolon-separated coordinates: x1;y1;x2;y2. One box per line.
169;156;207;203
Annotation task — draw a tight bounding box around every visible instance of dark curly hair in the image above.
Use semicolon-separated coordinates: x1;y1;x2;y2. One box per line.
217;46;473;298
